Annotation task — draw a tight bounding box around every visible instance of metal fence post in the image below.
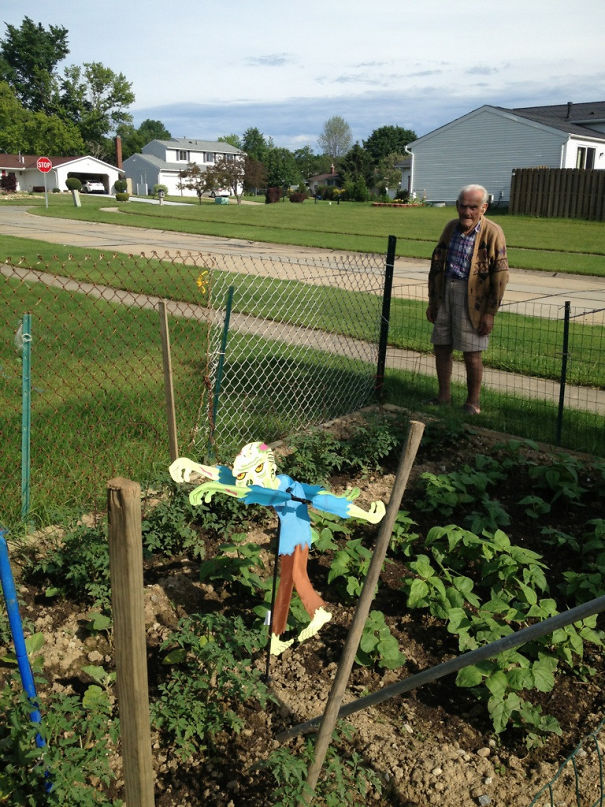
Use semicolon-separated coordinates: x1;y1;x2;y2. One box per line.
556;301;571;445
375;235;396;399
20;313;32;521
158;301;179;462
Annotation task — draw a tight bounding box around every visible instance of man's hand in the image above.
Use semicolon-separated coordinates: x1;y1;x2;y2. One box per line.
346;500;386;524
478;313;494;336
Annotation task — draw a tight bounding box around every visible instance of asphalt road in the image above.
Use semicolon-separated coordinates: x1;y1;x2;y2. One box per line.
1;205;604;321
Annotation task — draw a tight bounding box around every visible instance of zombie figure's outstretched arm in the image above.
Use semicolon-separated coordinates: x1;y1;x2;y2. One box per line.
169;457;221;484
308;487;386;524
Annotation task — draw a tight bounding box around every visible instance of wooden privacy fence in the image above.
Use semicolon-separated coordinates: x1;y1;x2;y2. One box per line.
509;167;605;220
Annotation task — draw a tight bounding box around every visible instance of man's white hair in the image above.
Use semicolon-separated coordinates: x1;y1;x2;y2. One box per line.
458;184;489;204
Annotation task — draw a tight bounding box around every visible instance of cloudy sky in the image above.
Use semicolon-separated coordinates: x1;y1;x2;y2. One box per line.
3;0;604;149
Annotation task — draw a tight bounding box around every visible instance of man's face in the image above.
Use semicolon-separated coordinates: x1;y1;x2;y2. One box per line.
456;191;487;233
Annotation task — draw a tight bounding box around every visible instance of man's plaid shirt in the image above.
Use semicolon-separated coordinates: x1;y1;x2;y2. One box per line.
446;221;481;279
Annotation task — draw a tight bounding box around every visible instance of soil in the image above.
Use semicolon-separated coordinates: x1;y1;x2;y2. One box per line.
2;409;604;807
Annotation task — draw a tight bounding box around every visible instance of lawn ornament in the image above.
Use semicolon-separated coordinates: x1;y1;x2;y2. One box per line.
169;442;385;660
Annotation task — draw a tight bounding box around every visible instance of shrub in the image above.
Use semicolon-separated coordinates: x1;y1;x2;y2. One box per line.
65;177;82;191
52;187;61;193
1;173;17;192
265;186;281;204
113;179;127;193
289;191;307;203
152;183;168;197
115;192;129;202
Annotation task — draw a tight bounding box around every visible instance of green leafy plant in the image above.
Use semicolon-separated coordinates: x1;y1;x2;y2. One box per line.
151;613;275;761
356;610;406;669
198;531;267;594
23;525;111;611
0;672;120;806
258;723;383;806
141;495;203;558
327;538;374;599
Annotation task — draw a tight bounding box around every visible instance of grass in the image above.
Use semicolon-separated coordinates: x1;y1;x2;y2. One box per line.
2;236;604;388
4;192;604;276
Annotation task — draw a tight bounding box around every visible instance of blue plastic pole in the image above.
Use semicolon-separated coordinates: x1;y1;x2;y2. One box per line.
0;529;45;748
21;313;32;520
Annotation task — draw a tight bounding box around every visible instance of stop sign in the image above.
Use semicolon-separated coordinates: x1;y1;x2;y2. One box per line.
36;156;53;173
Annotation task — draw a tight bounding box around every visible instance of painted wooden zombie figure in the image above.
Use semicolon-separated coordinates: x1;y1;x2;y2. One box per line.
169;442;385;655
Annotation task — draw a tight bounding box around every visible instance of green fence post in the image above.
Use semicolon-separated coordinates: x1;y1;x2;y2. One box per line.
556;301;570;446
20;313;32;521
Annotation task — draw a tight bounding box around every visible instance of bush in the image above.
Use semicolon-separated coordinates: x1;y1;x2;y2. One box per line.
152;183;168;197
52;187;61;193
115;192;129;202
0;173;17;192
265;186;281;204
289;191;307;203
114;179;127;193
65;177;81;191
394;189;410;202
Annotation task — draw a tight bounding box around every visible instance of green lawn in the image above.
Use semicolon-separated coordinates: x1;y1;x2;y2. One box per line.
2;236;603;388
5;192;604;276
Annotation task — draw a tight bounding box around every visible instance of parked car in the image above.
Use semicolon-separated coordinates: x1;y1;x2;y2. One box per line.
81;180;105;193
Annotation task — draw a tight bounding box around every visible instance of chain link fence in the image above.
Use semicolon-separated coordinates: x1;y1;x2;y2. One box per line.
385;279;605;455
0;249;385;529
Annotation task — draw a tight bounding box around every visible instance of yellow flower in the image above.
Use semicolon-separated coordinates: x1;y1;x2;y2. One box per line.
196;271;209;293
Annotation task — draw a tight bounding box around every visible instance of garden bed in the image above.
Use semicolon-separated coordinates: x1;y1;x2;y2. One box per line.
1;408;604;806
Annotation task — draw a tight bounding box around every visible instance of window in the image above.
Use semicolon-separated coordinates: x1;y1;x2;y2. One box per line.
204;152;214;162
176;150;189;161
576;146;596;169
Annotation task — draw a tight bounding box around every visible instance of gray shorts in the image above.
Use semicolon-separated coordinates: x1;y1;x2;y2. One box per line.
431;277;489;353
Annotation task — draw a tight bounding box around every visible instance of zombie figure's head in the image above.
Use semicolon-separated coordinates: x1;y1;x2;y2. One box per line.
232;442;278;489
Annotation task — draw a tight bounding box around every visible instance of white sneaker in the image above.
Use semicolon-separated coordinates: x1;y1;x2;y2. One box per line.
298;607;332;643
270;633;294;656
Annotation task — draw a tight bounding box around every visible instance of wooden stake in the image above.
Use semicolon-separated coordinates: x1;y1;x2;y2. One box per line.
158;301;179;462
299;420;425;806
107;477;155;807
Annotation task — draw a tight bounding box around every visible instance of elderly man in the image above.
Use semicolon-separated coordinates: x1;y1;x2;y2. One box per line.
426;184;509;414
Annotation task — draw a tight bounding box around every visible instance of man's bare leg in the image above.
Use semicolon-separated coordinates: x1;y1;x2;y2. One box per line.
463;350;483;412
434;344;453;403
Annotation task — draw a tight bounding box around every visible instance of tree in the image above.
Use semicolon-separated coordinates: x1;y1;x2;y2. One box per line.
244;157;267;194
60;62;135;148
21;110;84;155
218;133;242;149
0;16;68;112
204;155;246;204
178;163;207;203
117;118;171;160
242;127;272;163
264;147;302;189
318;116;352;158
362;125;416;166
374;152;405;195
293;146;331;179
0;80;27;152
339;143;373;187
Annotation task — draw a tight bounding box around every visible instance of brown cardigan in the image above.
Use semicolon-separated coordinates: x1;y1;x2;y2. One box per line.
427;217;509;331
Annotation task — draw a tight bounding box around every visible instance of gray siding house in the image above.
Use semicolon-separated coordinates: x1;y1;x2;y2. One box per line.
123;138;245;197
406;102;605;204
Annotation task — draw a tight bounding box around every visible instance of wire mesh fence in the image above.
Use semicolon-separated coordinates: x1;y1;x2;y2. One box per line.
386;279;605;454
0;249;385;529
2;245;604;529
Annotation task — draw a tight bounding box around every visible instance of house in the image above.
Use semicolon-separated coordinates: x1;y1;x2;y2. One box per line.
306;164;341;195
0;154;124;194
405;101;605;204
123;138;245;197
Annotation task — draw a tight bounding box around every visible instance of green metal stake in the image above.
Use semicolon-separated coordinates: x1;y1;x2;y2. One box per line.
208;286;234;458
20;314;32;521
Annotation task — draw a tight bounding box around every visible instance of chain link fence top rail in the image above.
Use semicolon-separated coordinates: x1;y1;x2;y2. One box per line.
1;249;384;527
386;279;605;454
